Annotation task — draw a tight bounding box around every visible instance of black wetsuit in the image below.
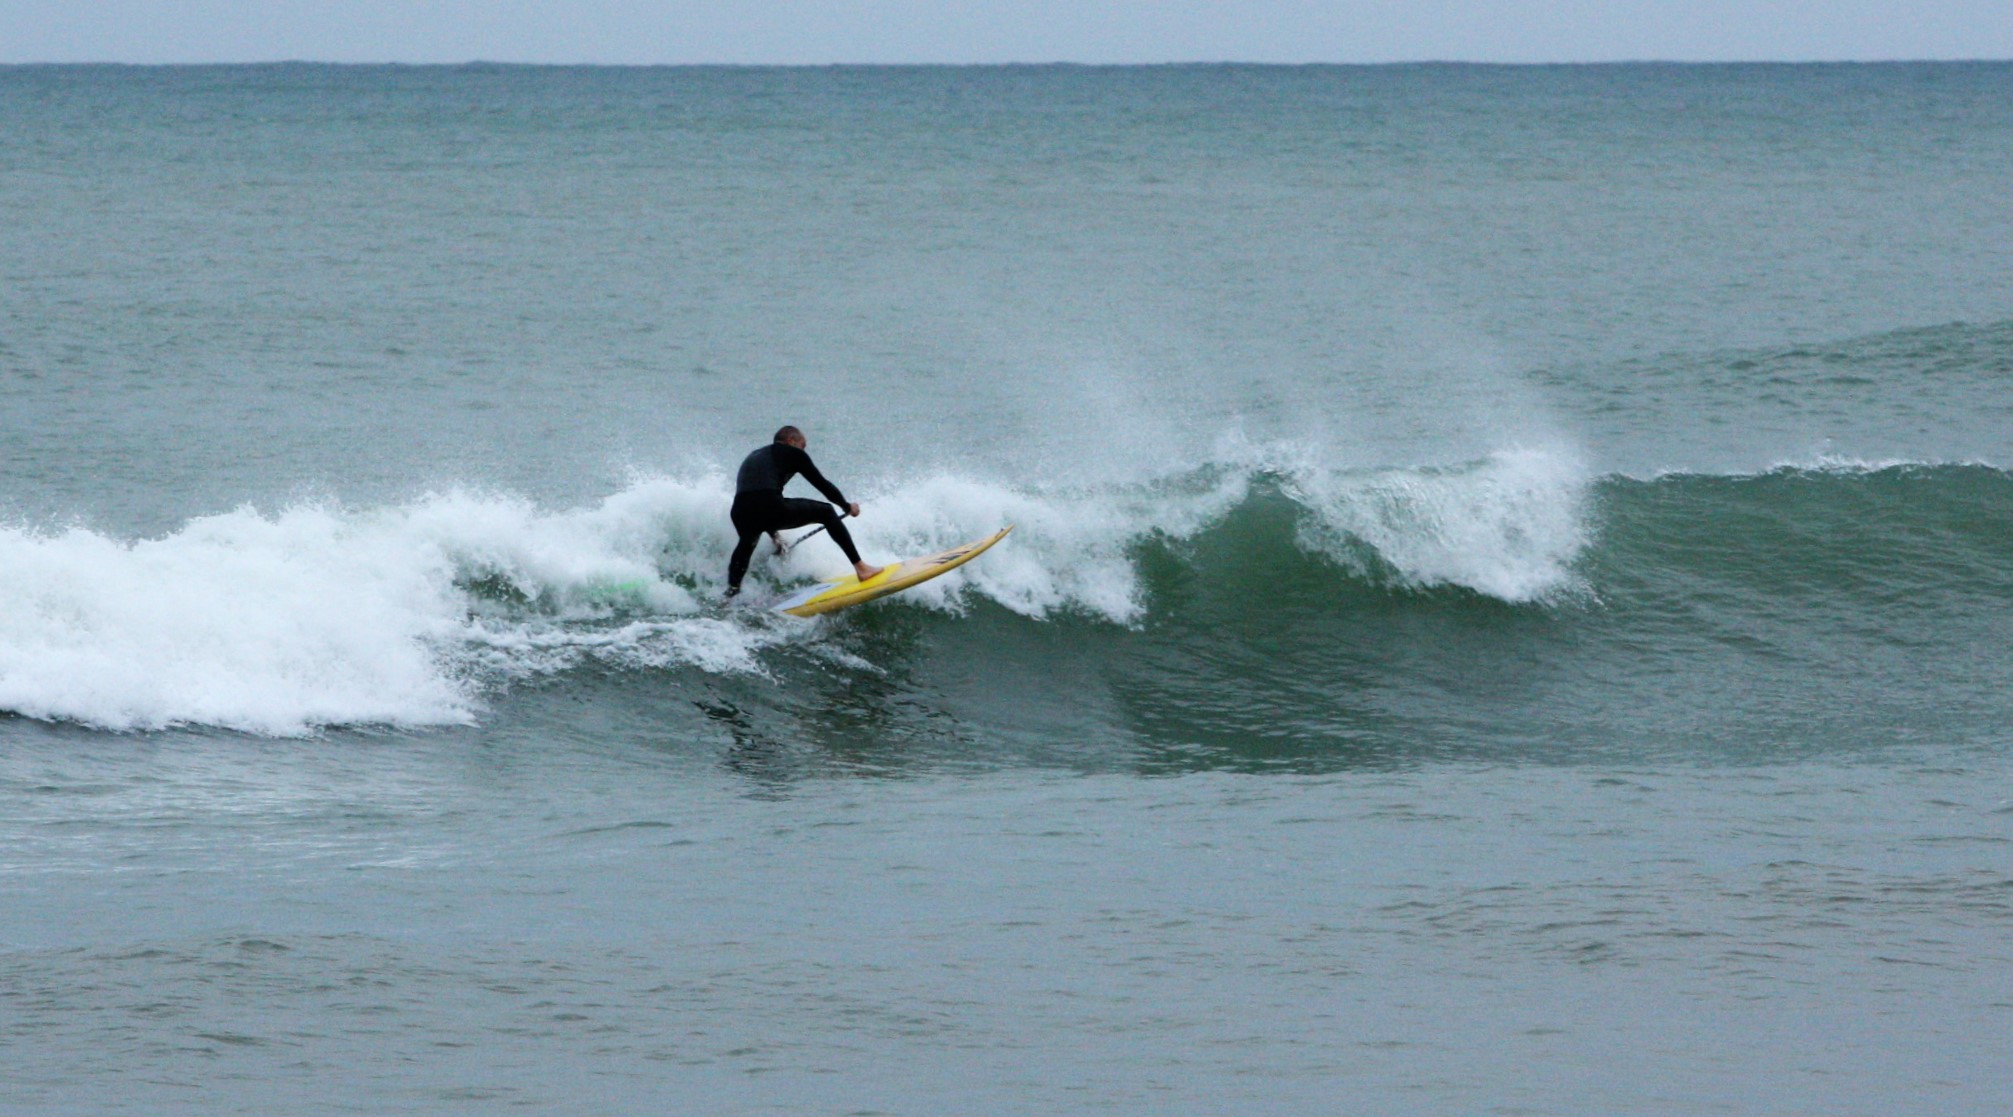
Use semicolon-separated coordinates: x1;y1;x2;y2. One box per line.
726;442;862;594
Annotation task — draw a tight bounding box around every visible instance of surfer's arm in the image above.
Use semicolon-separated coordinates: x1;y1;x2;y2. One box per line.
789;447;850;509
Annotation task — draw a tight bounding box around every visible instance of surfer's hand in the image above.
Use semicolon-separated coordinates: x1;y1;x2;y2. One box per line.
770;532;785;555
846;502;861;518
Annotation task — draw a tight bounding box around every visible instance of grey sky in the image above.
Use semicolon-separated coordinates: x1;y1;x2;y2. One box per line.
2;1;2008;65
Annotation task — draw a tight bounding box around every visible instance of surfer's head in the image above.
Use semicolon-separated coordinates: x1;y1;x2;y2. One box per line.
773;425;806;449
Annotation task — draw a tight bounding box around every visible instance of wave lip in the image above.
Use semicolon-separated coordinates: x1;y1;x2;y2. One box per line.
1593;460;2013;598
1283;447;1592;603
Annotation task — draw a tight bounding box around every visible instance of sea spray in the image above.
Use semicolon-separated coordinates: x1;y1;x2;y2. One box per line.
846;469;1253;622
1277;445;1592;603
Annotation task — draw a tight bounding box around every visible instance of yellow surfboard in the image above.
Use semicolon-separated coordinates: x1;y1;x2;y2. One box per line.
768;526;1013;617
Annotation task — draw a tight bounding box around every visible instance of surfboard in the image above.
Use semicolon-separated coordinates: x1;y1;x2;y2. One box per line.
768;526;1013;617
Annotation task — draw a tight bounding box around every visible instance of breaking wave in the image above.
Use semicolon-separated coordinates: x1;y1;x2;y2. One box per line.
3;449;2005;737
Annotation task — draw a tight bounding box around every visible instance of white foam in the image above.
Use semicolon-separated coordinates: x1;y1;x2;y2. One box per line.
0;479;790;735
1627;453;2009;482
0;506;476;736
1754;453;1999;477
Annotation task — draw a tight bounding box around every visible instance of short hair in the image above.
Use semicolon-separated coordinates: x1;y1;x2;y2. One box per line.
773;425;803;444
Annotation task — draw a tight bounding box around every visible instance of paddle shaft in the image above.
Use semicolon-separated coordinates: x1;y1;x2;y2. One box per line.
780;509;850;556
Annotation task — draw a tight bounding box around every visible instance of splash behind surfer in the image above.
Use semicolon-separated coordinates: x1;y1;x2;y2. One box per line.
725;426;883;598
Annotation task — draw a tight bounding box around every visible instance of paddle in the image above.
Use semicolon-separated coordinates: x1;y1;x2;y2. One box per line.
777;509;851;556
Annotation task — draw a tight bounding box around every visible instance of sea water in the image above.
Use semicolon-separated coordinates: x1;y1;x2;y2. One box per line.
2;63;2010;1114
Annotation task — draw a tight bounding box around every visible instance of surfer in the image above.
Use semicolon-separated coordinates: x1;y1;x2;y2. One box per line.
725;425;884;598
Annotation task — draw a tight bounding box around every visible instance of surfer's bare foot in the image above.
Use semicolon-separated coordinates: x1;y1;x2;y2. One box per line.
854;562;885;581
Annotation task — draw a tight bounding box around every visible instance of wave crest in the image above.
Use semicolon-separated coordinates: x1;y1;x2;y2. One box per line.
1285;448;1590;603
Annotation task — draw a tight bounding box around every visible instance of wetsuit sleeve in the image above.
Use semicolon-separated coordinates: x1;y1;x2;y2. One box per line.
789;446;849;508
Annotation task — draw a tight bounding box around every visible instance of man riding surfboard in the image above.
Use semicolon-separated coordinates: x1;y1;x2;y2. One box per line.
724;425;883;599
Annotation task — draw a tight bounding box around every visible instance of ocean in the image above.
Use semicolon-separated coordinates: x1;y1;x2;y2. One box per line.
2;63;2010;1114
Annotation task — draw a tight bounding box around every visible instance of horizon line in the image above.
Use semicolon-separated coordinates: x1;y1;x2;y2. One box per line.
5;58;2011;68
